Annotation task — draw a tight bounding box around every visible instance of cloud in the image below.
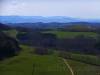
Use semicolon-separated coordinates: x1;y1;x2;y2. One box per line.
0;0;99;3
0;0;100;18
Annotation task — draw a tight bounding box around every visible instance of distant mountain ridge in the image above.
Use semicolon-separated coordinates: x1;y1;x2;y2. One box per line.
0;16;100;23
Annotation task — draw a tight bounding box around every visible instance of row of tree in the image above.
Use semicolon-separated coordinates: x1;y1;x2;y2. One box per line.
17;31;100;55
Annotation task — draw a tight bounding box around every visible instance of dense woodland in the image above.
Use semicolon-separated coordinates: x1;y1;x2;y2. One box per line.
0;31;20;60
17;31;100;55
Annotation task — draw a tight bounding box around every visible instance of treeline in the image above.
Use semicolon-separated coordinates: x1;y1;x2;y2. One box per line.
11;22;100;33
17;31;100;55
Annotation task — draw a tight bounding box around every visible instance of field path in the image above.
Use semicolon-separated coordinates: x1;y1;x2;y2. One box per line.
62;58;74;75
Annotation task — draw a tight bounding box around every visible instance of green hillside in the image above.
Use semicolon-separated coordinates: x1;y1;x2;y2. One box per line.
0;45;70;75
42;31;97;38
0;45;100;75
67;59;100;75
3;29;18;38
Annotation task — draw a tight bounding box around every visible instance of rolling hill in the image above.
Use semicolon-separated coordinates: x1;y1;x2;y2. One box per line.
0;16;100;23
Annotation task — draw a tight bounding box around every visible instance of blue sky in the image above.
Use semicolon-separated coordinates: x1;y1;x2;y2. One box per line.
0;0;100;19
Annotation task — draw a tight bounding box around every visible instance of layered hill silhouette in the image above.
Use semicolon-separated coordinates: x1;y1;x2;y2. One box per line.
0;16;100;23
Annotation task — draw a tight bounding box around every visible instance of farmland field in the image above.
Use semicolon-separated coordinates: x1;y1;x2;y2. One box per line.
59;51;100;66
0;45;100;75
42;31;97;38
67;59;100;75
0;45;70;75
3;29;18;38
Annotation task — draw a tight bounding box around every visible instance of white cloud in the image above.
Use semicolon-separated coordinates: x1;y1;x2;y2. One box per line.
0;0;100;18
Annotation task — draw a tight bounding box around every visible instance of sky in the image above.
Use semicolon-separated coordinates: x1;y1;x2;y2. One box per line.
0;0;100;19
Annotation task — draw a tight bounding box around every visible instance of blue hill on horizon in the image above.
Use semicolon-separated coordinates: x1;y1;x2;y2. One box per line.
0;16;100;23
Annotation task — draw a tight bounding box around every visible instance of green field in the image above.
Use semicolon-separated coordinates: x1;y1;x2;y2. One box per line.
67;59;100;75
0;46;70;75
42;31;97;38
3;30;97;39
0;45;100;75
3;29;18;38
59;51;100;66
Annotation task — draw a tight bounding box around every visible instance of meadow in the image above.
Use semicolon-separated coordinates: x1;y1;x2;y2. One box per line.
0;45;70;75
0;45;100;75
42;31;97;38
68;59;100;75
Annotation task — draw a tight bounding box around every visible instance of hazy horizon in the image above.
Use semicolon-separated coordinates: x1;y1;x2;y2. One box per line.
0;0;100;19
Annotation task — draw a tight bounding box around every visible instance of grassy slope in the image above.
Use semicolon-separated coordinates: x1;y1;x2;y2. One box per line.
3;29;97;39
0;30;99;75
3;29;18;38
67;59;100;75
0;45;70;75
42;31;97;38
70;53;100;65
0;45;100;75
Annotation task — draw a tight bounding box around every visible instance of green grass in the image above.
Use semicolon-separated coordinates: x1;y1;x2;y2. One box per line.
42;31;97;38
3;29;18;38
67;59;100;75
70;53;100;65
0;45;70;75
0;45;100;75
59;51;100;66
59;51;100;75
